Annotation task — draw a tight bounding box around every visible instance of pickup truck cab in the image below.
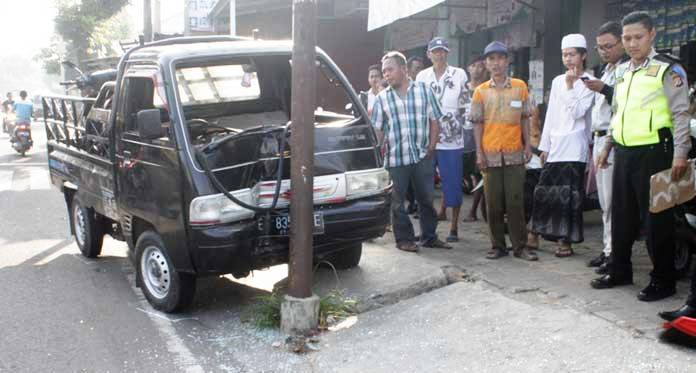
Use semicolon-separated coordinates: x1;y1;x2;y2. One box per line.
42;36;390;312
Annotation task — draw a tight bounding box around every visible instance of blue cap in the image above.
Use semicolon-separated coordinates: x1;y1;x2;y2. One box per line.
428;37;450;52
483;41;508;57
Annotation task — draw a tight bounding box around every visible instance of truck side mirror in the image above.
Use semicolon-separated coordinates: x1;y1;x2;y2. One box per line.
136;109;163;139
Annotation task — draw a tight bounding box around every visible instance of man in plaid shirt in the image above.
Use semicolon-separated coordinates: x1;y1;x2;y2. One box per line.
371;51;451;252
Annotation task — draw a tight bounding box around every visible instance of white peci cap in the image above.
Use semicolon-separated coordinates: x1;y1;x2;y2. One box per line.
561;34;587;50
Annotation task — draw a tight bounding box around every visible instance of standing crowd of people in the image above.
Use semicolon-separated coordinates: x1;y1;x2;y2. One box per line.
366;10;696;321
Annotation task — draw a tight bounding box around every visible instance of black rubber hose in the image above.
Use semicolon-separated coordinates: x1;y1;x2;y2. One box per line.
194;126;288;212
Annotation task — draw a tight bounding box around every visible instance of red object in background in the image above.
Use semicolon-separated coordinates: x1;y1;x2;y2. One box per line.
663;316;696;336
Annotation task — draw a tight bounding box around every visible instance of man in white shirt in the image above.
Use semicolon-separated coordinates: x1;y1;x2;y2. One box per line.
583;21;628;273
530;34;595;258
360;64;383;116
416;37;469;242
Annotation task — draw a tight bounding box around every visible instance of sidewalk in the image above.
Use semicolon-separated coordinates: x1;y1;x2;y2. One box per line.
187;191;696;372
312;191;693;337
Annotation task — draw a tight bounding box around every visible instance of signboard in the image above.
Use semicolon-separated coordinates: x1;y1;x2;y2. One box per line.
368;0;445;31
528;60;543;105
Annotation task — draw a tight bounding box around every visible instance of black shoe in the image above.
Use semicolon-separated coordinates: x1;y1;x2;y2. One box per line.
587;253;606;267
590;274;633;289
637;282;676;302
659;304;696;322
595;262;609;275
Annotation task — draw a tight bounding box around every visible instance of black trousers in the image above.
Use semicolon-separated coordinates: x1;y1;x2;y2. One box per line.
609;130;676;287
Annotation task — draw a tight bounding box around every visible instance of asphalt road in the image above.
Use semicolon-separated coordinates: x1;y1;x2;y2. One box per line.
0;121;330;372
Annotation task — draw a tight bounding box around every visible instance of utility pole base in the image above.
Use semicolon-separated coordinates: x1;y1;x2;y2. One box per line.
281;294;320;335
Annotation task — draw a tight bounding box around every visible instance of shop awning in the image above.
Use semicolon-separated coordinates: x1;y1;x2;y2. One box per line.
367;0;446;31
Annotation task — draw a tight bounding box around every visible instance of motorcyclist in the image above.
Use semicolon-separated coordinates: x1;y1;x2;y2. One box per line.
11;90;33;142
2;92;14;133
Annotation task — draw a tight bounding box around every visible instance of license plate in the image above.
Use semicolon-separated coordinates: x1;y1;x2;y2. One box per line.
259;213;324;236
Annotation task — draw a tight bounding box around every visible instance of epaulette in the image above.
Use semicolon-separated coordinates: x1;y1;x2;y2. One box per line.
654;53;683;67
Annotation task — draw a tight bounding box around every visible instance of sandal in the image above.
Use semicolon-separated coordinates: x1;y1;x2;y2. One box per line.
446;231;459;243
486;247;508;260
554;247;574;258
397;242;419;253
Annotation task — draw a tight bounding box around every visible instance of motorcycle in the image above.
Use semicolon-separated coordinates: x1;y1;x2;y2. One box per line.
10;119;32;156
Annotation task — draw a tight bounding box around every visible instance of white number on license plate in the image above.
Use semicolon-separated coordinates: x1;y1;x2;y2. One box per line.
260;213;324;236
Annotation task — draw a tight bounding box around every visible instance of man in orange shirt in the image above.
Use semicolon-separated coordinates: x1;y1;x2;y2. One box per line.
469;41;536;261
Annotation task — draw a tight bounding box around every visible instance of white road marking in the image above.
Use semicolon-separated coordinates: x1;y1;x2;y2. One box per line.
29;167;50;190
123;266;205;373
0;162;45;166
0;170;12;191
0;168;51;191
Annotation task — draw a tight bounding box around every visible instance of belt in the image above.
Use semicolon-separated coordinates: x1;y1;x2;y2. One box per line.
594;130;608;137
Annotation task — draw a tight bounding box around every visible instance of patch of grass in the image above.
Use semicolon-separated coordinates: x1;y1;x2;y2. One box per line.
246;292;283;329
244;289;358;330
318;289;358;329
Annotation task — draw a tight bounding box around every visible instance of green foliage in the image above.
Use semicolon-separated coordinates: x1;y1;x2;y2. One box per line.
247;292;283;330
37;0;130;73
245;289;358;330
318;289;358;329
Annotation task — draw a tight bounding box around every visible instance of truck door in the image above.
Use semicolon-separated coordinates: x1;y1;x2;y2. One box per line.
113;66;191;270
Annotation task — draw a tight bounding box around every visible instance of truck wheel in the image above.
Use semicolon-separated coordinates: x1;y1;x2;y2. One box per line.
675;239;693;279
136;231;196;313
327;243;362;270
71;197;104;258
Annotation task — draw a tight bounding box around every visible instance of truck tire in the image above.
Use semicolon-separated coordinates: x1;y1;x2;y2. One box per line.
327;243;362;270
136;231;196;313
71;196;104;258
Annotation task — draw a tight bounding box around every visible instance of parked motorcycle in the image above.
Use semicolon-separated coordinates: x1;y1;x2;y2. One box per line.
673;117;696;278
11;120;32;156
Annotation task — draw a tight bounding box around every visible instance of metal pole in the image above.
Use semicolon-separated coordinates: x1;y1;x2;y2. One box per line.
143;0;153;42
288;0;317;299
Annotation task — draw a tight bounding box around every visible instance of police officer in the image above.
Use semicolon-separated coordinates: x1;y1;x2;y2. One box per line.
591;11;691;302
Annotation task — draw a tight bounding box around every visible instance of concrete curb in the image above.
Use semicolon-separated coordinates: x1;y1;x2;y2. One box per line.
356;265;469;313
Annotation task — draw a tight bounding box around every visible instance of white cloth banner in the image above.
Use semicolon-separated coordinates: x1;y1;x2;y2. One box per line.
367;0;446;31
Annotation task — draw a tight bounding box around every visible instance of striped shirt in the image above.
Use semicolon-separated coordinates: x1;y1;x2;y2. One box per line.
371;81;443;168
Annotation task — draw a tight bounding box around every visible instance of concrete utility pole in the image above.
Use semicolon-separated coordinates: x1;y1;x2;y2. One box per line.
281;0;319;335
143;0;153;42
229;0;236;36
153;0;161;34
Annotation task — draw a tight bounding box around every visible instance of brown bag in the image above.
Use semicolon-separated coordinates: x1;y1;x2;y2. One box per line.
649;165;696;213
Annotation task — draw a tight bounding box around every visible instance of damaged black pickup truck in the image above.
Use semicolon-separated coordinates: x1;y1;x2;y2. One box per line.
42;36;390;312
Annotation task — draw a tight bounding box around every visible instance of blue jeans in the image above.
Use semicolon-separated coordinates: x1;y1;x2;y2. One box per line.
387;156;438;245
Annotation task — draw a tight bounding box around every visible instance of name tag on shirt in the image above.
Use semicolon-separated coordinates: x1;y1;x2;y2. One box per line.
510;100;522;108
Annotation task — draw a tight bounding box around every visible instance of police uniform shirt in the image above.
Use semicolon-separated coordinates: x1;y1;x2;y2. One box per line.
610;49;691;159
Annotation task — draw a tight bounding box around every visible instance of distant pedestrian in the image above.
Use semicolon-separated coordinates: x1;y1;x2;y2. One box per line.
530;34;595;258
591;11;690;303
360;64;384;116
2;92;14;114
371;51;452;252
462;55;488;222
469;41;537;261
416;37;468;242
407;56;424;81
583;21;628;273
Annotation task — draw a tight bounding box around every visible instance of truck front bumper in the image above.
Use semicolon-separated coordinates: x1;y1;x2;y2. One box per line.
190;193;390;276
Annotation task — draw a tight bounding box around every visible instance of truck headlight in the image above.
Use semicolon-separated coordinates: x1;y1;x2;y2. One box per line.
189;189;255;226
345;168;390;199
